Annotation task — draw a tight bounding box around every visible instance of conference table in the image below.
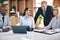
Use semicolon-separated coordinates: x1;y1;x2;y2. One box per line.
0;30;60;40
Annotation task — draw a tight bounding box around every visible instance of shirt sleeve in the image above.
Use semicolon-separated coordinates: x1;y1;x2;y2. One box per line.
34;8;41;23
31;18;35;28
44;18;54;30
19;16;23;26
3;16;11;29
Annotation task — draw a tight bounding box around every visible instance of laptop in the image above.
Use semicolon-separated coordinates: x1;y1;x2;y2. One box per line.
12;26;29;34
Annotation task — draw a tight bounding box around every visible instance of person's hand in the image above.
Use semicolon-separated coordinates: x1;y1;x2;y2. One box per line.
44;29;55;32
3;28;10;32
48;30;55;32
44;29;48;32
35;27;39;29
39;27;44;30
35;27;44;30
30;28;32;30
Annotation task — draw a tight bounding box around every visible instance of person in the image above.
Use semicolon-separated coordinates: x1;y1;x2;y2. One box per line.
44;8;60;32
34;1;54;26
0;6;2;14
0;5;11;32
19;8;35;31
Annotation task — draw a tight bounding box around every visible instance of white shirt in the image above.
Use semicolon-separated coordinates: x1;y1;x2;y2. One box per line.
0;14;11;29
19;16;35;28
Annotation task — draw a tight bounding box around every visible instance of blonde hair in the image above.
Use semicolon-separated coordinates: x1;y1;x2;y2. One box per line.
53;8;58;11
41;1;47;4
53;8;60;18
58;10;60;18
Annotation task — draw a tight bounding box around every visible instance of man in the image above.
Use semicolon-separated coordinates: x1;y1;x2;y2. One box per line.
34;1;54;26
0;5;11;32
0;6;1;13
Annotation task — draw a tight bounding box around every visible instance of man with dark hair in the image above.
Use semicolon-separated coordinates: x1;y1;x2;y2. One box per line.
0;5;11;32
34;1;54;26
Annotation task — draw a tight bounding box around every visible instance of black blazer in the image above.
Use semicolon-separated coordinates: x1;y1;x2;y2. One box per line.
34;6;54;26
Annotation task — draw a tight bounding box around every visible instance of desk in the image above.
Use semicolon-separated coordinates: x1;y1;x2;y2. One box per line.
0;30;60;40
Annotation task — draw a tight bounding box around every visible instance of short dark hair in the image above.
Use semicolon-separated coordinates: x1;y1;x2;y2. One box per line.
23;8;29;16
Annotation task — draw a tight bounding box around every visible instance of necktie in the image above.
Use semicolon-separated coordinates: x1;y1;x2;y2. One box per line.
43;10;45;16
43;7;46;16
2;16;5;23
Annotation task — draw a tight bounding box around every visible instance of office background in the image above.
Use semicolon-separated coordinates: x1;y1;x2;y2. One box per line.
0;0;60;26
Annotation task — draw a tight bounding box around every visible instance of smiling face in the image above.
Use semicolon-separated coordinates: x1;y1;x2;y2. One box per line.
1;7;7;16
1;5;7;16
26;8;31;16
53;8;58;16
41;1;47;10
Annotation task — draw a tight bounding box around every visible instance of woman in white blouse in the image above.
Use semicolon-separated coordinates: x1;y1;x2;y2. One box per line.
19;8;35;31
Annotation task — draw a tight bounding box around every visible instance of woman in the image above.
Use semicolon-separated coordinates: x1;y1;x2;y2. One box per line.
44;8;60;32
19;8;35;31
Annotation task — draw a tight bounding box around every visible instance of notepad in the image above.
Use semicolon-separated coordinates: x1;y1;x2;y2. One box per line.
45;31;56;35
34;29;57;35
34;29;44;32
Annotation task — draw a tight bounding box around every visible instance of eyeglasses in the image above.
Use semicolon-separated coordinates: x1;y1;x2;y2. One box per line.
28;10;31;11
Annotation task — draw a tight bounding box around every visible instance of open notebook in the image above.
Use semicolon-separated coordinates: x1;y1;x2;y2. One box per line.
34;29;57;35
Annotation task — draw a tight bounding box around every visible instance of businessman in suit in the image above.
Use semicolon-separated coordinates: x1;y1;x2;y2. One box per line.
0;5;11;32
34;1;54;26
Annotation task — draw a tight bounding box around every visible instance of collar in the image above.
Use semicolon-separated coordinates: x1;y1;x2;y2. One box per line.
0;14;6;18
23;16;31;19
